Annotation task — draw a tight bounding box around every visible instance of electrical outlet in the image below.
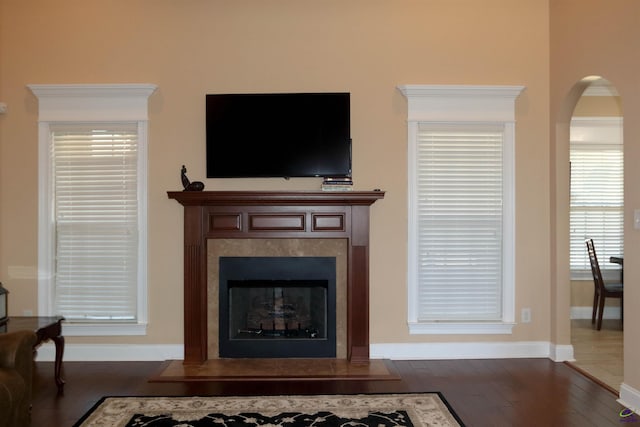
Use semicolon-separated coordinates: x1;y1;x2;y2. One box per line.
521;308;531;323
23;309;33;316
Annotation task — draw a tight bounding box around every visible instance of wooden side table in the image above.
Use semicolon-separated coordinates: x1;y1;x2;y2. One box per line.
1;316;65;394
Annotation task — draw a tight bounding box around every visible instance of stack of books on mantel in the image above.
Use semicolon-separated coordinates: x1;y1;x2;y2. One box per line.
321;177;353;191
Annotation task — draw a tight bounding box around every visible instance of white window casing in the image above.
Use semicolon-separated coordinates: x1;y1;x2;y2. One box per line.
29;84;157;336
398;84;524;335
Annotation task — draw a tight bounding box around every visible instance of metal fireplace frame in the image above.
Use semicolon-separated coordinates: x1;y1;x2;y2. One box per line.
218;256;337;358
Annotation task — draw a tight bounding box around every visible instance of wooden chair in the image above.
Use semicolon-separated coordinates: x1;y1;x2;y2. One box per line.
585;239;623;330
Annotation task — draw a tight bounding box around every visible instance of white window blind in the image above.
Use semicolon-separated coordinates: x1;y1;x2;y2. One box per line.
51;124;139;321
570;135;623;278
416;124;504;321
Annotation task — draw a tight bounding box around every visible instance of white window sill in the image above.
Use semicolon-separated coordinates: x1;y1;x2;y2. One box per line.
571;270;622;282
408;321;515;335
62;322;147;336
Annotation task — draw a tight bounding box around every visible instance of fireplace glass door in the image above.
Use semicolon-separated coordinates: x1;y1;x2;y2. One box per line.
219;257;336;358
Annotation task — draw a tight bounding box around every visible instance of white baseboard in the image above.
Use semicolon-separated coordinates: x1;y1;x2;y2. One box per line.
36;341;576;362
370;341;574;362
570;305;621;320
550;343;575;362
34;342;183;362
619;383;640;415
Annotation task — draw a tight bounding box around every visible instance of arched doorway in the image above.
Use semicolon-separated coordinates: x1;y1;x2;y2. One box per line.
566;77;624;393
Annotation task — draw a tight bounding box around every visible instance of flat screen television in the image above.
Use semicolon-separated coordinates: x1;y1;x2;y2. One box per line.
206;92;351;178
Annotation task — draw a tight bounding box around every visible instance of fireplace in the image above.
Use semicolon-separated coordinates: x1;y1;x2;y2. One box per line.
208;238;347;360
218;256;336;358
168;191;384;364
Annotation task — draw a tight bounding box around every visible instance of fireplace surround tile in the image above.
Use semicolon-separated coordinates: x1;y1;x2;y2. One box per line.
208;239;347;359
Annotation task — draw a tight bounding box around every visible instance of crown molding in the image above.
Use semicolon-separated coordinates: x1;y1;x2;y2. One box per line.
27;83;157;121
397;84;525;122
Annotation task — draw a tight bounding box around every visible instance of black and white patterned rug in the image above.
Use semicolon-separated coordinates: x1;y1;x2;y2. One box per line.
73;393;464;427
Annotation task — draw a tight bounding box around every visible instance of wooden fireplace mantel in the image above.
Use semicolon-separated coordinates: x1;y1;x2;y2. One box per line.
168;190;384;364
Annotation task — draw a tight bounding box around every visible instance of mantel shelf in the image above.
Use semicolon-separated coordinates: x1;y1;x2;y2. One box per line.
167;190;385;206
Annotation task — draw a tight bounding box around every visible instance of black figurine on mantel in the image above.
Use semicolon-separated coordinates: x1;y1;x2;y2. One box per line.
181;165;205;191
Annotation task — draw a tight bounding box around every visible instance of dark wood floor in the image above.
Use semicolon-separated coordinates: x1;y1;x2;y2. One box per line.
32;359;626;427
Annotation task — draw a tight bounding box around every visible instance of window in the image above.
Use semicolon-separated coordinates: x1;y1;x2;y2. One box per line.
570;117;623;280
51;124;139;321
399;85;523;334
29;84;156;336
416;124;505;322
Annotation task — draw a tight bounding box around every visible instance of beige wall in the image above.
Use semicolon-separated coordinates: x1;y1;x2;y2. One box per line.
18;0;640;372
571;280;621;310
4;0;635;393
550;0;640;393
0;0;552;346
573;95;622;117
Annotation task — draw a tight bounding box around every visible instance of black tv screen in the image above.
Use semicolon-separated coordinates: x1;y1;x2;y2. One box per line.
206;92;351;178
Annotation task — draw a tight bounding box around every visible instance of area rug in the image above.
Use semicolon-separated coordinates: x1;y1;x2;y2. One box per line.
73;393;464;427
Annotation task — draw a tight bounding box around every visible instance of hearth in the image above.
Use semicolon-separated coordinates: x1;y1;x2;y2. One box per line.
218;256;336;358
